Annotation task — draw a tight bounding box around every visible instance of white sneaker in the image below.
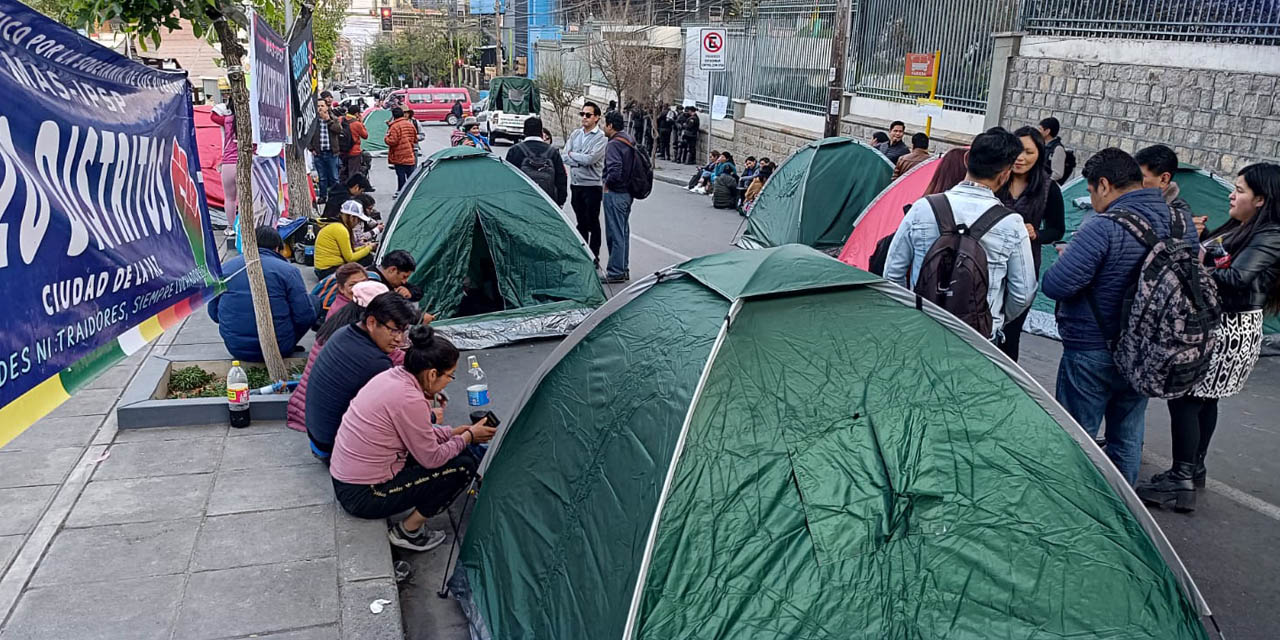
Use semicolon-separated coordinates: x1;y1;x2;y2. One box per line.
388;523;447;552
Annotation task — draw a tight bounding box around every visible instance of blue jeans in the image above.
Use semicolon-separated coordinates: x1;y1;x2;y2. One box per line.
603;191;633;278
315;152;340;199
1055;348;1148;485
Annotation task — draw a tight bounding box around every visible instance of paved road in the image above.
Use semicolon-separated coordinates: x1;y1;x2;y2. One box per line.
390;125;1279;639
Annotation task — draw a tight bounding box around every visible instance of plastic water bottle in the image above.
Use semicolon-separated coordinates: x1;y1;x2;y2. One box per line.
227;361;250;428
466;355;489;409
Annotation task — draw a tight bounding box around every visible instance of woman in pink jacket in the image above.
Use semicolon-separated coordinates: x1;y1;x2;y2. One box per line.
330;326;496;552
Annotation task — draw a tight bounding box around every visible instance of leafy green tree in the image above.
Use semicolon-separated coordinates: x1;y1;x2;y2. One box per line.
60;0;293;380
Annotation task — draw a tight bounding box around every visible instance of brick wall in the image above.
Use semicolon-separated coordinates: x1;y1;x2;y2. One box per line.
1000;56;1280;175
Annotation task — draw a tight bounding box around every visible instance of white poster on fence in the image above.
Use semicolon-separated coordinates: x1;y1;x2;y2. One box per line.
683;28;709;106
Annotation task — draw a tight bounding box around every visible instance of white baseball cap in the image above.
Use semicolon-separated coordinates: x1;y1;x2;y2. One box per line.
340;199;373;223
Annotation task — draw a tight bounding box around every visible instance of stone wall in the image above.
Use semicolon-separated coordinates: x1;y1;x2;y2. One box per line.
1000;56;1280;175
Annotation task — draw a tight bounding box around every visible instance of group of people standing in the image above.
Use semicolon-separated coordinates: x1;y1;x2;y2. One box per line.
655;103;702;165
879;121;1280;513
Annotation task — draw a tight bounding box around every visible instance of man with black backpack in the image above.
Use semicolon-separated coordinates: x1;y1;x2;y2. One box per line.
883;127;1036;343
601;111;654;284
507;117;567;206
1039;116;1076;185
1042;148;1207;486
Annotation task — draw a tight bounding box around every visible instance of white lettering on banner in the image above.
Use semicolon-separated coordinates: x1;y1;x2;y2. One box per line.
0;117;176;269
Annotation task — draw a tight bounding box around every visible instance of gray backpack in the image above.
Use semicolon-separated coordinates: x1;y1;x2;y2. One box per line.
1088;209;1221;398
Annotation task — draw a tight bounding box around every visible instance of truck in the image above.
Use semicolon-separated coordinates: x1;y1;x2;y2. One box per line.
482;77;540;144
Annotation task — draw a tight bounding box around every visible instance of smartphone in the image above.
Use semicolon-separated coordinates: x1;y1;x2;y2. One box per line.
469;410;500;428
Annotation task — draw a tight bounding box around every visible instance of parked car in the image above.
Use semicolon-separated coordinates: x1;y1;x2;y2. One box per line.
388;87;472;125
482;77;539;144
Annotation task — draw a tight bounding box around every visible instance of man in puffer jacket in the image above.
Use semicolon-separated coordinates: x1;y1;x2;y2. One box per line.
1042;148;1198;485
712;164;739;209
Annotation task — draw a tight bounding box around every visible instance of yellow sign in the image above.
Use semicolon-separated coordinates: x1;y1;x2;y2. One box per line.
902;52;937;94
916;97;944;118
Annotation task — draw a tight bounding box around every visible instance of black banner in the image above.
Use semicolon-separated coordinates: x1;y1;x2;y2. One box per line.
288;14;317;148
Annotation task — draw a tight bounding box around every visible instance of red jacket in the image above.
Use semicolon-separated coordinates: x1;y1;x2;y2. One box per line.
345;116;368;156
385;117;418;166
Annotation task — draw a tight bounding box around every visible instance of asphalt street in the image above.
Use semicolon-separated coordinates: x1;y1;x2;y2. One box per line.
379;123;1279;639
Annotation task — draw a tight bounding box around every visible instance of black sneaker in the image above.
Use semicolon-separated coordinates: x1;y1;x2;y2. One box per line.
602;273;630;284
388;523;447;552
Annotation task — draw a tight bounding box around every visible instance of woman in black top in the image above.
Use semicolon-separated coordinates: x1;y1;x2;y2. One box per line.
1138;162;1280;513
995;126;1065;361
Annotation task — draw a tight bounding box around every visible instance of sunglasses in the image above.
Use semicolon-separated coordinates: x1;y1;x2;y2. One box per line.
579;111;597;118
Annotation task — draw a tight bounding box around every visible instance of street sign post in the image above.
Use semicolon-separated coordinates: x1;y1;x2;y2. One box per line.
699;28;726;71
903;51;942;135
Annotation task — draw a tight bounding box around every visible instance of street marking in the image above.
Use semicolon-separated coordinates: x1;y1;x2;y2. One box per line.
1144;451;1280;522
633;234;691;262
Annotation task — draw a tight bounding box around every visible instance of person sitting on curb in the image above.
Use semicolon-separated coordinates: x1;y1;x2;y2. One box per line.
306;292;418;462
330;325;496;552
314;199;378;279
209;226;317;362
712;163;740;209
322;173;373;227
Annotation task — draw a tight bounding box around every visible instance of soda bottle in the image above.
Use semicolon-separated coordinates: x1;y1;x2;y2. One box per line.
1204;236;1231;269
227;361;250;428
466;355;489;409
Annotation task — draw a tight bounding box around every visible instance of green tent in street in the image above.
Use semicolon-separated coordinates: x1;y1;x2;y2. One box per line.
360;108;392;155
736;137;894;250
1025;163;1279;352
453;245;1211;639
377;147;605;349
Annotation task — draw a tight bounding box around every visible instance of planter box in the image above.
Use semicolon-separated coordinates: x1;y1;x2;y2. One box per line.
117;355;306;429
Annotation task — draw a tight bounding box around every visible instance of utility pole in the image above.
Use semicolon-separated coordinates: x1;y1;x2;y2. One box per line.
824;0;852;137
494;0;504;76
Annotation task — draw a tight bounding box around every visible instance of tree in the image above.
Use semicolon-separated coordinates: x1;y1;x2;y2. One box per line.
537;66;579;139
63;0;292;381
366;26;481;87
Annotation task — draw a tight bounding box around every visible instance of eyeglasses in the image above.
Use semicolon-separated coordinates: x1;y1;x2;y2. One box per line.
579;111;597;118
441;371;456;381
378;320;408;337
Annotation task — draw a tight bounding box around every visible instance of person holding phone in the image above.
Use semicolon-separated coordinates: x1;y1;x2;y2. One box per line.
330;325;496;552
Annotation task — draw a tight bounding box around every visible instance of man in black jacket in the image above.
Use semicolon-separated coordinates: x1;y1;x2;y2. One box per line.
656;104;674;160
681;106;700;164
505;117;567;206
602;112;638;283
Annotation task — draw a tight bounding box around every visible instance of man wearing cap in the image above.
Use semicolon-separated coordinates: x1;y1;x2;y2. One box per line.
314;198;378;279
209;226;318;360
451;117;490;150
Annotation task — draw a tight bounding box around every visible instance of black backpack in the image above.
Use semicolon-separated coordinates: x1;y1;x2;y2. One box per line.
913;194;1017;338
1087;209;1220;398
1046;138;1077;185
514;142;558;198
616;136;654;200
868;233;896;276
338;118;354;155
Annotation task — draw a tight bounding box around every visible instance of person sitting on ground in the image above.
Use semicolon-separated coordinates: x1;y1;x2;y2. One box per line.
320;262;369;322
288;281;406;433
506;117;568;206
451;117;491;150
737;156;759;189
893;132;931;179
306;292;420;462
687;149;721;191
369;249;424;301
209;226;318;362
322;173;373;223
713;163;740;209
741;164;773;215
348;193;382;251
694;152;735;195
314;199;378;279
331;326;497;551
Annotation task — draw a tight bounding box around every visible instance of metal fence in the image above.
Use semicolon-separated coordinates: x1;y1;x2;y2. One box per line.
747;1;838;115
1021;0;1280;44
847;0;1021;114
683;22;756;114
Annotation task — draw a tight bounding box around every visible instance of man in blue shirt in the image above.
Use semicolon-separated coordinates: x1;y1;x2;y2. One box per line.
209;227;318;361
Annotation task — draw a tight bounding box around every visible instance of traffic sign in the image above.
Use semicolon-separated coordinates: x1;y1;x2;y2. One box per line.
699;28;726;71
902;52;936;94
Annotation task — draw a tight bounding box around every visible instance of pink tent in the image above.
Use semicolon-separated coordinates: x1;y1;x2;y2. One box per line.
837;156;941;269
192;105;225;211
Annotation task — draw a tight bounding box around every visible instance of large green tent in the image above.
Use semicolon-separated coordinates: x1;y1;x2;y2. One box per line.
359;108;392;155
1025;164;1279;353
736;137;894;250
453;245;1211;639
377;146;605;349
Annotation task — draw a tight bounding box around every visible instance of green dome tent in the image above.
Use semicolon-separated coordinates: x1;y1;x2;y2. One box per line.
1025;163;1279;353
359;108;392;155
736;137;894;250
377;147;605;349
453;245;1211;639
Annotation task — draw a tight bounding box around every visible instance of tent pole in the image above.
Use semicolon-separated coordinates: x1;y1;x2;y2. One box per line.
436;479;480;598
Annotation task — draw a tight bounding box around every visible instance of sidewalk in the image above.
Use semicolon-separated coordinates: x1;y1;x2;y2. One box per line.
0;262;403;639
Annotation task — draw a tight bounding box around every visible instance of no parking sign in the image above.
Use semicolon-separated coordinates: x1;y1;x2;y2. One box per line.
699;28;726;71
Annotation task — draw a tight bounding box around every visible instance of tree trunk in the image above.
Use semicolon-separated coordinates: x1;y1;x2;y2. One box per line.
285;145;313;223
214;17;290;382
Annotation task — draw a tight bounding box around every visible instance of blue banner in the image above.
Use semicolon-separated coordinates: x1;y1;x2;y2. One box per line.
0;0;223;411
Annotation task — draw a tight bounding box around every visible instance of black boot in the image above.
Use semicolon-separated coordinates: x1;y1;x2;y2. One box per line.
1193;452;1206;489
1136;462;1197;513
